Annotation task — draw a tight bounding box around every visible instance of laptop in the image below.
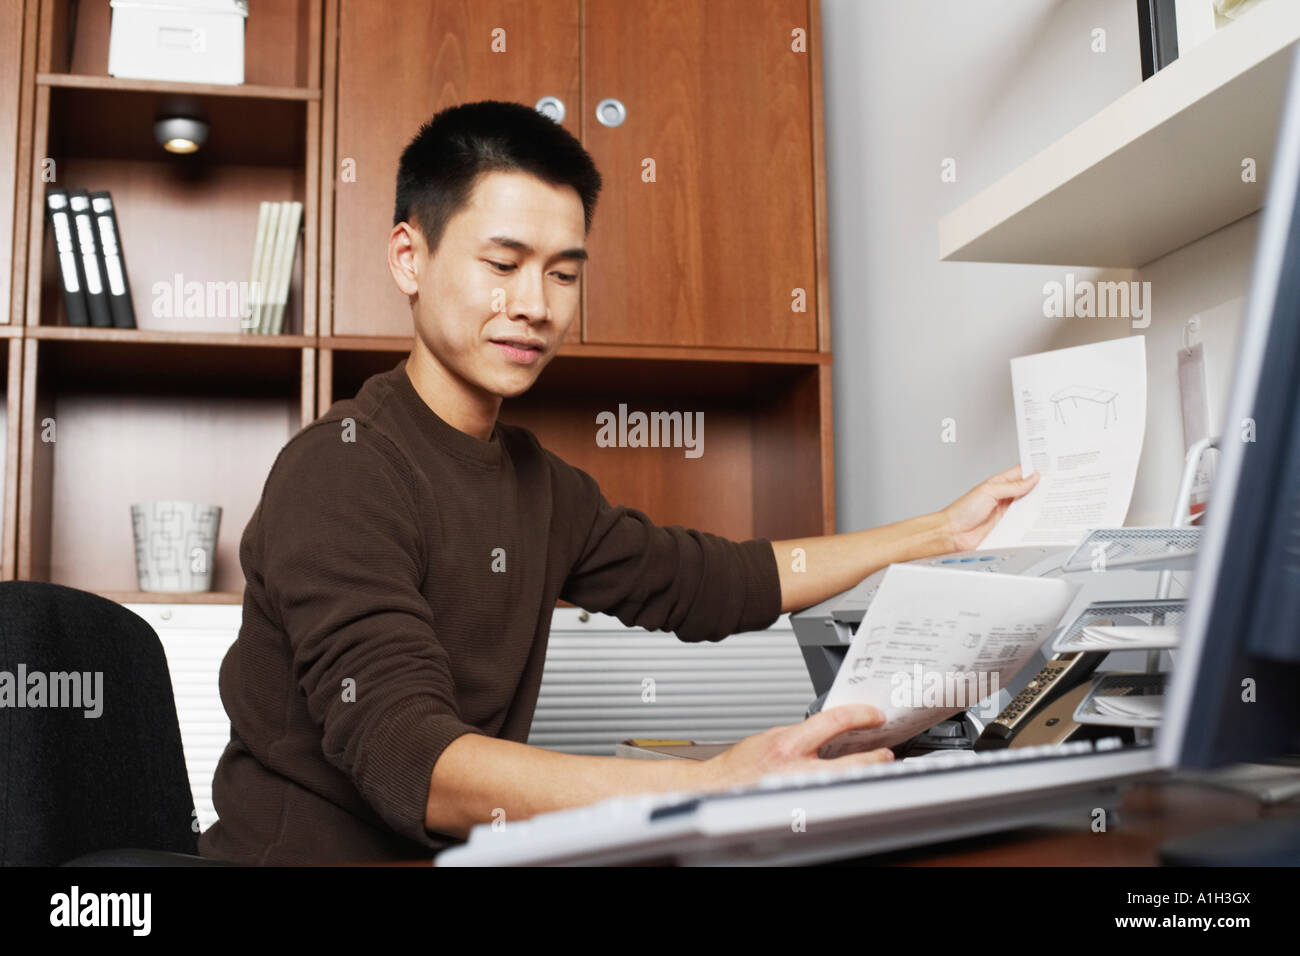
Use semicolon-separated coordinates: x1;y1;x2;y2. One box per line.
435;49;1300;867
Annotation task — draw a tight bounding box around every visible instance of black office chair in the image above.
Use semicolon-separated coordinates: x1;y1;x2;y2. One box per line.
0;581;231;866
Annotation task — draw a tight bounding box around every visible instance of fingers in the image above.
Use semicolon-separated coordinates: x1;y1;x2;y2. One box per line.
844;747;895;764
787;704;885;756
822;747;894;765
794;747;895;774
984;469;1039;500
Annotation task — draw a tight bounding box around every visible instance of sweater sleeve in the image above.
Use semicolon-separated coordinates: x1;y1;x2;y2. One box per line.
544;447;784;642
257;422;481;847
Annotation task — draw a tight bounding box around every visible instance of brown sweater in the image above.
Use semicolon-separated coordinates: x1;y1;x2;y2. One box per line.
197;358;782;864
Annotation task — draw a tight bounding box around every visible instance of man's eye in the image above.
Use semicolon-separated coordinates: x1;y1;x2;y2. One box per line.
553;272;578;283
487;260;516;273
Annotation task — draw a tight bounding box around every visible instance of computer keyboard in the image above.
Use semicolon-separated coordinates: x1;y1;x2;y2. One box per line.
436;737;1130;866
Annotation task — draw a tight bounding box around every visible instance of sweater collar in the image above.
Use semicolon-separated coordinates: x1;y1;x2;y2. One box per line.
393;358;503;467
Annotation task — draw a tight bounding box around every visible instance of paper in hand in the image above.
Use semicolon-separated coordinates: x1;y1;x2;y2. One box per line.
981;336;1147;549
818;564;1079;758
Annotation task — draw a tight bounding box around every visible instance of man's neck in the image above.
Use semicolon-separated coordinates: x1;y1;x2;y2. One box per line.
404;349;500;441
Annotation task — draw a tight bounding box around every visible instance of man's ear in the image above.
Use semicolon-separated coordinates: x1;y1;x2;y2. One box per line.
388;222;422;296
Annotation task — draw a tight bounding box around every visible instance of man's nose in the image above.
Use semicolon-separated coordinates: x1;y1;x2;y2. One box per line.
509;268;548;322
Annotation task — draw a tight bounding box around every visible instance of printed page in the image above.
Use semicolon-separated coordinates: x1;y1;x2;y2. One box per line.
981;336;1147;549
819;564;1079;758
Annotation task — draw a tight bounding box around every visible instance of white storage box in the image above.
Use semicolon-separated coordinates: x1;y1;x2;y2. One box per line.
108;0;249;86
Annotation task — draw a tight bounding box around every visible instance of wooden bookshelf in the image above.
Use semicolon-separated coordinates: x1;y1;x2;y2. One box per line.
3;0;837;603
0;0;26;581
37;72;320;101
11;0;323;595
1;338;18;580
46;0;320;89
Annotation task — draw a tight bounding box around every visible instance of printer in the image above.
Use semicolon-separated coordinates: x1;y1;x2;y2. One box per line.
789;543;1186;754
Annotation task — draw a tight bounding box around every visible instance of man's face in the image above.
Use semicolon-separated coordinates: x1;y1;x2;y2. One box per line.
393;170;586;401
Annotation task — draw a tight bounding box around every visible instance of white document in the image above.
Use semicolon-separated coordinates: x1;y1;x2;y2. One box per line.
1073;624;1180;650
1088;695;1164;721
818;564;1080;758
981;336;1147;549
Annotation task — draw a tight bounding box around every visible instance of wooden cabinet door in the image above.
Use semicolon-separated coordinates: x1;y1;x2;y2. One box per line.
581;0;818;350
332;0;581;338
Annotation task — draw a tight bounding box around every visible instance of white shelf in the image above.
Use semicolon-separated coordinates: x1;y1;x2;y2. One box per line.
938;2;1300;268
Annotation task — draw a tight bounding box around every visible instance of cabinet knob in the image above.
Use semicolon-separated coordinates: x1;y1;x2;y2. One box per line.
595;98;627;128
535;96;566;123
578;610;590;622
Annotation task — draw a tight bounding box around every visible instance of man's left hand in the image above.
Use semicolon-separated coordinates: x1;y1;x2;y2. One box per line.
940;465;1040;553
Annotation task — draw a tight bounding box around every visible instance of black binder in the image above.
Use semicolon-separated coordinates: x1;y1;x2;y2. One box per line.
44;186;89;327
67;188;113;328
89;190;136;329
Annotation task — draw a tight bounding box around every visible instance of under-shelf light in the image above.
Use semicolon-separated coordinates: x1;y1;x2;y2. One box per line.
154;97;209;154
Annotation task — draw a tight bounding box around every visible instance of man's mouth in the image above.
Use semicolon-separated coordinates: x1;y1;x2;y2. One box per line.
490;337;546;365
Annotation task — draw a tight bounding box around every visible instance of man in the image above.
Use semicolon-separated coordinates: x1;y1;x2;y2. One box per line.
198;101;1037;864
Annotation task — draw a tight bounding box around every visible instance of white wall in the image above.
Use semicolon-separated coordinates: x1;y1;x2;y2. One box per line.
820;0;1257;532
1132;214;1257;524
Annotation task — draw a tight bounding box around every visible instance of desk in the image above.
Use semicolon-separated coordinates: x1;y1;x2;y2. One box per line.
411;779;1300;866
827;779;1300;866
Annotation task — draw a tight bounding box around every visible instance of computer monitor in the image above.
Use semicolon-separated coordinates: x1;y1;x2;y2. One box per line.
1160;45;1300;771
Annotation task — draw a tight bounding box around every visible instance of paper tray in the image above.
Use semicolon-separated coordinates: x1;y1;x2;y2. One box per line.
1051;598;1186;653
1059;527;1201;573
1074;672;1167;728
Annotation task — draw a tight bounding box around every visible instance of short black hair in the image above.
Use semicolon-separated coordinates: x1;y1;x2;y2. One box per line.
393;100;602;254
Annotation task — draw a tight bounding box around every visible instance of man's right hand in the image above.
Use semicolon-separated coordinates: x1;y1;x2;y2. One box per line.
695;704;894;790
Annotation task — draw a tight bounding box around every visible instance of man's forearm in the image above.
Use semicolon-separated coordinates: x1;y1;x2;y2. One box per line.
770;511;954;613
426;733;705;838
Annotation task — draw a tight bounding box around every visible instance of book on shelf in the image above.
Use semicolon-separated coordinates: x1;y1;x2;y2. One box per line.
246;201;279;333
244;202;273;333
268;201;303;335
244;200;303;335
44;187;89;328
44;186;137;329
90;191;137;329
67;189;112;328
